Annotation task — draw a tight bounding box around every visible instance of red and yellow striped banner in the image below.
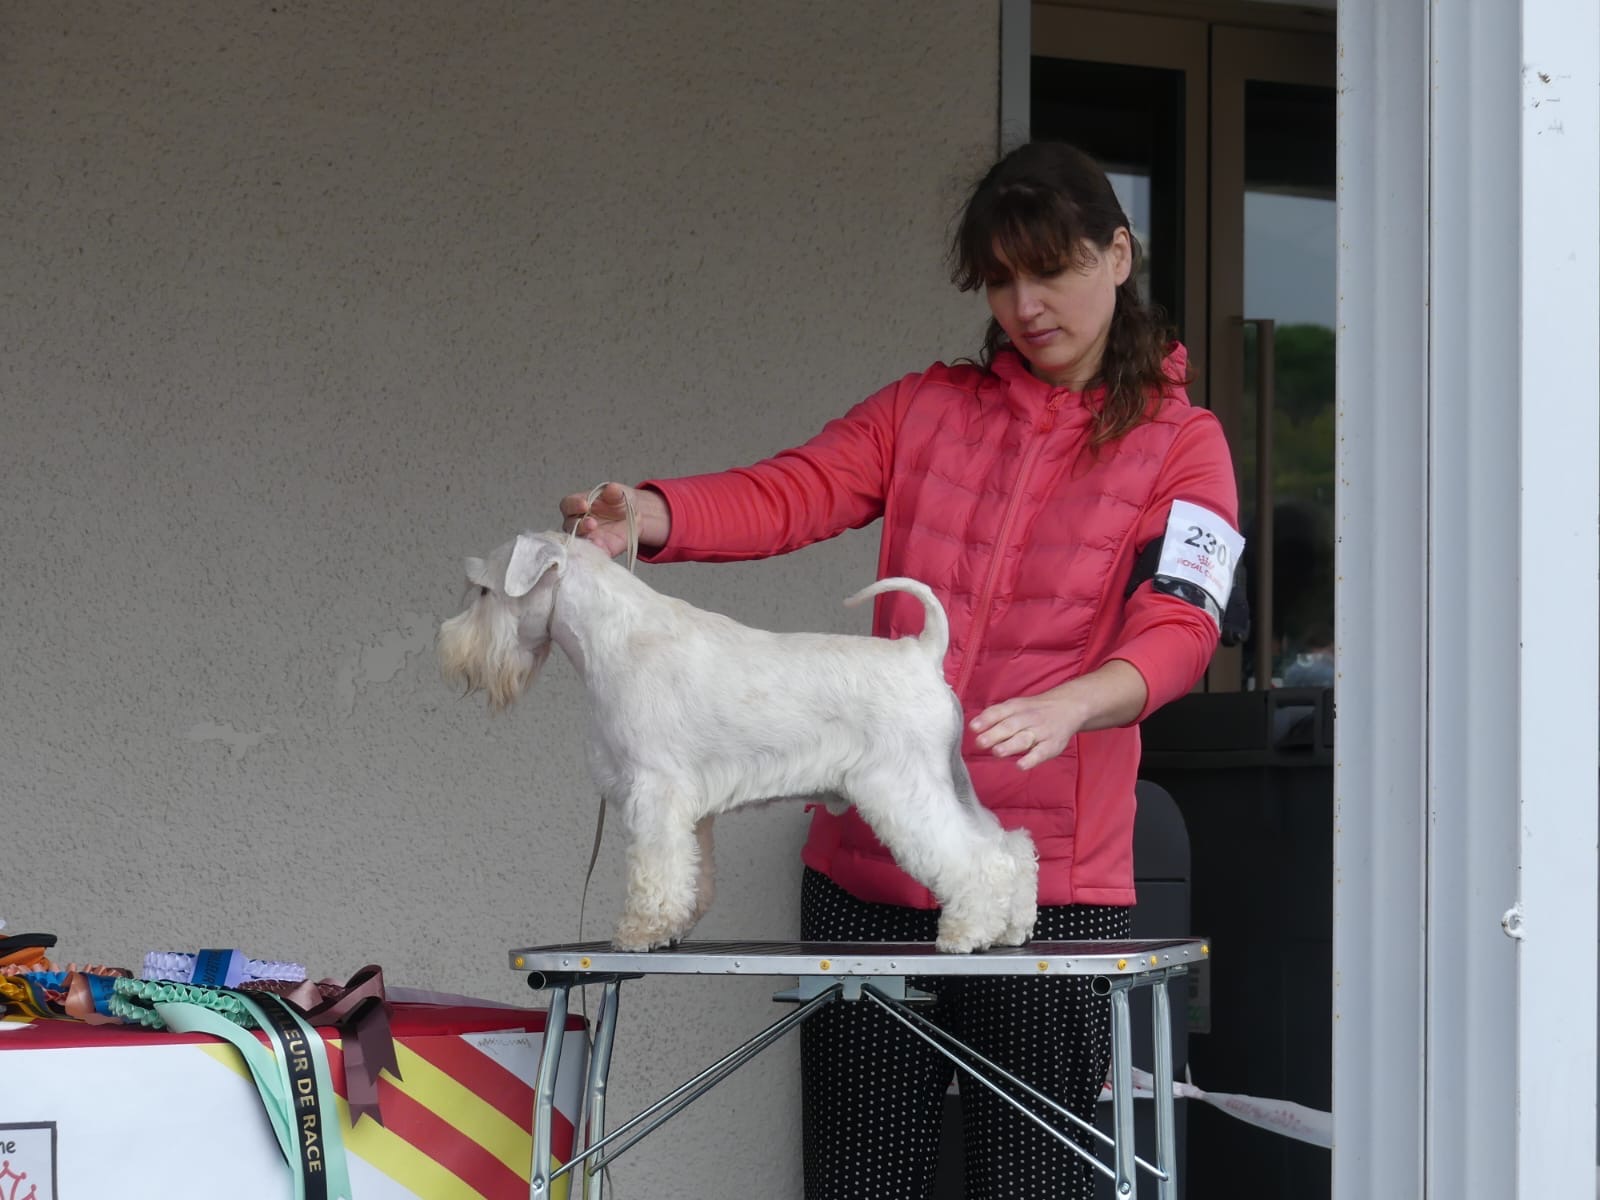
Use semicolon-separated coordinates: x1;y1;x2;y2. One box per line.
200;1008;587;1200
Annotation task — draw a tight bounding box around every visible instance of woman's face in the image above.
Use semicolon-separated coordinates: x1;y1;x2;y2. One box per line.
985;229;1131;390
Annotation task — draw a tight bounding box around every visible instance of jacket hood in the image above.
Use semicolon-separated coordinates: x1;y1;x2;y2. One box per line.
986;342;1192;422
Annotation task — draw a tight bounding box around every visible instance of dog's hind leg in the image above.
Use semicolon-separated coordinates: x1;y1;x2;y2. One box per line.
845;764;1012;953
611;786;704;952
690;815;717;926
933;812;1029;953
996;828;1039;945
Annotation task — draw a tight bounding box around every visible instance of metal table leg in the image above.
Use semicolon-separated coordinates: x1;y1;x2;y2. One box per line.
1151;979;1178;1200
530;985;571;1200
1110;983;1137;1198
582;980;622;1200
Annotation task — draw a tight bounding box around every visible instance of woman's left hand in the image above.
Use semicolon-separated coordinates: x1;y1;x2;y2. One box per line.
970;690;1088;771
969;661;1150;770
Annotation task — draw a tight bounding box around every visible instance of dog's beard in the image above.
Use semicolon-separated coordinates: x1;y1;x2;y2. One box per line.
437;607;550;711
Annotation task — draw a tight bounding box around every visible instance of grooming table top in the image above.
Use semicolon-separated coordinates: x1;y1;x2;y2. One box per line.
510;938;1207;979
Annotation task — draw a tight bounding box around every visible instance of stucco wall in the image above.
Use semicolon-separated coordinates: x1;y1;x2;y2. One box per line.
0;1;996;1194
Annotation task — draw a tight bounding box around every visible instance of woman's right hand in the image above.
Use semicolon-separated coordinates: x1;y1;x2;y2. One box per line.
559;482;671;558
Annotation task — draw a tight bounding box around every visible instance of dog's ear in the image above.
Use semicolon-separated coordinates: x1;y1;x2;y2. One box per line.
464;556;492;588
504;534;565;598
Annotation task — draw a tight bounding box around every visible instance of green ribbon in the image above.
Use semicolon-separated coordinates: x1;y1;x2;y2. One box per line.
149;988;353;1200
107;978;254;1029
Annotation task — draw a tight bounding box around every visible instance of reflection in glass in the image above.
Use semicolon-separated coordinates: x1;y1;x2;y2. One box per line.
1106;171;1153;303
1237;81;1335;688
1030;57;1185;329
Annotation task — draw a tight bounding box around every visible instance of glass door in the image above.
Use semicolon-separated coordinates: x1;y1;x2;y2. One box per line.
1200;35;1337;1200
1211;29;1337;693
1030;11;1335;695
1028;13;1337;1200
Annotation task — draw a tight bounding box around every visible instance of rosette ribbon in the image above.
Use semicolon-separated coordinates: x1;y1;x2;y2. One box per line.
1;967;127;1023
141;948;306;986
131;982;356;1200
111;965;401;1128
0;932;57;971
272;965;400;1127
0;974;48;1019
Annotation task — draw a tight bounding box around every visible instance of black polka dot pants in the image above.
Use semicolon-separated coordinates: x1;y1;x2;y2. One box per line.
799;867;1132;1200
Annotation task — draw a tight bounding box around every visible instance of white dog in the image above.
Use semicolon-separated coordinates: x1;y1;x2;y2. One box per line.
437;531;1037;953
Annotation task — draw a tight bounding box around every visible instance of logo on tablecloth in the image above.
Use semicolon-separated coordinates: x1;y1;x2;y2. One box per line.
0;1123;56;1200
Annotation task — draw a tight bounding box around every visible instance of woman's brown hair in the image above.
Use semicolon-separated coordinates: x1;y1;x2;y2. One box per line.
949;142;1183;444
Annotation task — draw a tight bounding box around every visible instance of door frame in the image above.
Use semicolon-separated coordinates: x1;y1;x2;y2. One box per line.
1029;5;1211;411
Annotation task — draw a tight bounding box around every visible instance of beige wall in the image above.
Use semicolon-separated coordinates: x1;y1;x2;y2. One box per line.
0;1;996;1194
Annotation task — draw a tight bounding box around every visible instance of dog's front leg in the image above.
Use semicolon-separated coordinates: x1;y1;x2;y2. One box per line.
611;788;703;952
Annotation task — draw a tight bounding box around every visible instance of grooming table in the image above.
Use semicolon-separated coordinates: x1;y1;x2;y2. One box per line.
508;938;1205;1199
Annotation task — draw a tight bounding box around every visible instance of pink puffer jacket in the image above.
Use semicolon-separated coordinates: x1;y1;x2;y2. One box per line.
642;345;1237;907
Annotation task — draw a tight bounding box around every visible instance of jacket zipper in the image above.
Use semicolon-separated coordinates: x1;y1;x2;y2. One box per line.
954;392;1067;697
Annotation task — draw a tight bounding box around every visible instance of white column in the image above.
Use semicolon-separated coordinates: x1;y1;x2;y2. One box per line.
1424;1;1521;1196
1337;1;1600;1197
1513;0;1599;1193
1332;0;1429;1194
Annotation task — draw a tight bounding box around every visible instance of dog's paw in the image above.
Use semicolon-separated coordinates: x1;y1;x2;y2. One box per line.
611;915;679;952
995;920;1035;947
934;919;994;954
610;933;673;952
998;901;1038;948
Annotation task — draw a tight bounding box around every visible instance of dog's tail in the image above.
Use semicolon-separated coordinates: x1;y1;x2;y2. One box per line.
843;577;950;660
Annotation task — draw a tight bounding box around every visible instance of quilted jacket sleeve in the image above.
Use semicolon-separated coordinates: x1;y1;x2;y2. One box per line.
637;375;911;563
1108;409;1242;722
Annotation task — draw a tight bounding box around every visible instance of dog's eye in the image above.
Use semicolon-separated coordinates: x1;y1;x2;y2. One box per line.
476;586;489;598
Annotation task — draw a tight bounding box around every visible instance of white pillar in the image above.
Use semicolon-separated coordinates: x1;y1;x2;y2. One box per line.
1336;1;1600;1196
1512;1;1599;1192
1333;0;1429;1193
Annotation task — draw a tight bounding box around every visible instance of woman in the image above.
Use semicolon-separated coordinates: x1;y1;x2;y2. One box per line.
562;141;1239;1200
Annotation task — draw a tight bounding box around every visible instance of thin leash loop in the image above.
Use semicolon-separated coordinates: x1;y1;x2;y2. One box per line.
566;481;639;574
565;480;640;947
578;797;606;946
563;482;637;1195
